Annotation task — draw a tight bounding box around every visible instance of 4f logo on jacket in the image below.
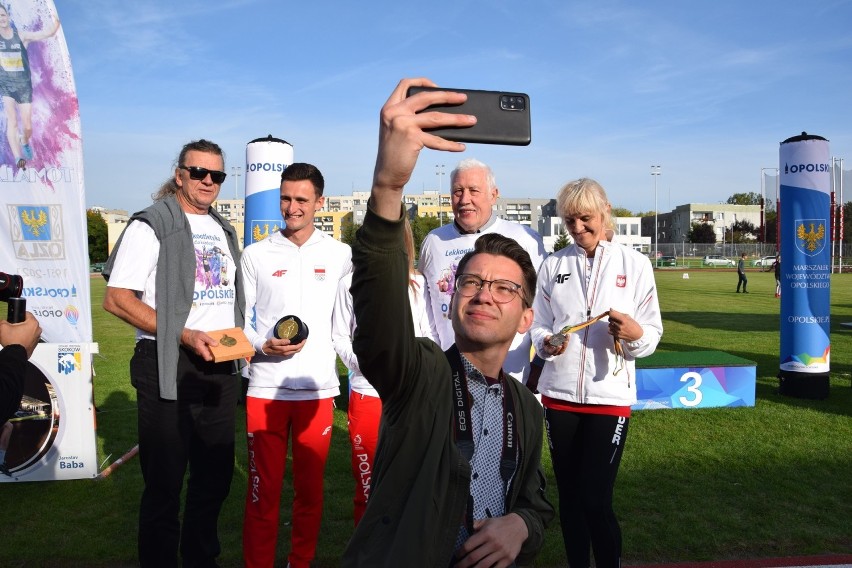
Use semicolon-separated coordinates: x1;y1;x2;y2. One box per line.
555;273;571;284
271;269;287;277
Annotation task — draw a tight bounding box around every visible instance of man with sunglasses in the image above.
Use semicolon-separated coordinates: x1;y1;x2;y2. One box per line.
103;139;244;568
343;79;553;567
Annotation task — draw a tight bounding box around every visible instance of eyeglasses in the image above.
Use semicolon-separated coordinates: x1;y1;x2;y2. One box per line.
179;165;227;184
454;273;526;305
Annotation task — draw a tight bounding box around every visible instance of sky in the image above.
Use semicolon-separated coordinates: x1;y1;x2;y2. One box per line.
57;0;852;216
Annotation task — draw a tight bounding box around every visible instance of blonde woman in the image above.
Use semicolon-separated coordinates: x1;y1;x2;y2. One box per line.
531;178;663;568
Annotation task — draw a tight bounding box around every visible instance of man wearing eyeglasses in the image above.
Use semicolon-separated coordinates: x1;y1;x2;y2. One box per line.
102;139;244;568
419;158;547;389
342;79;553;567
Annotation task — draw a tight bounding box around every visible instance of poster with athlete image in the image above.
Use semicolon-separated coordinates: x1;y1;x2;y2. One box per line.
0;0;91;345
0;2;96;483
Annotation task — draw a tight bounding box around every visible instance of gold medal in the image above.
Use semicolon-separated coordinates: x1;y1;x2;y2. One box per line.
220;334;237;347
273;315;309;343
275;319;299;340
548;311;610;347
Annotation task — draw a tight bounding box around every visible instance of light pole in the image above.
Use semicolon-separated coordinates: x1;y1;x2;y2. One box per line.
838;158;844;271
731;214;737;257
651;165;661;259
760;167;778;246
232;166;242;199
832;157;845;272
436;164;446;225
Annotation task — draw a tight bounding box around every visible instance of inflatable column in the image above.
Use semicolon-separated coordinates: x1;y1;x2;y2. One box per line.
244;135;294;246
778;132;831;399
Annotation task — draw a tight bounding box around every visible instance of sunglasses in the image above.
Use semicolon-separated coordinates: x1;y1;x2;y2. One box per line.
179;165;227;184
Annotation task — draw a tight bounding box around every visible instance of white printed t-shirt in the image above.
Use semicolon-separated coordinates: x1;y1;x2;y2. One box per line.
418;215;547;382
105;214;238;339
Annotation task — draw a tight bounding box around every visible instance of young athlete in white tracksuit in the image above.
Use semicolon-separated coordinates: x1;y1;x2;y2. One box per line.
241;228;351;568
332;271;436;525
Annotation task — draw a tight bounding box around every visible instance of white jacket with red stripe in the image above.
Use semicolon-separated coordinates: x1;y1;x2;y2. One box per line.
530;240;662;406
241;229;352;400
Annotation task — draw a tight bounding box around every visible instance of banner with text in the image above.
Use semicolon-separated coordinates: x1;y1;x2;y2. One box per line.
0;343;98;482
244;135;293;246
0;0;91;343
778;133;831;398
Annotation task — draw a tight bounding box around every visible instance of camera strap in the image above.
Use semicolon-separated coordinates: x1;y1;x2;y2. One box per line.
446;346;518;524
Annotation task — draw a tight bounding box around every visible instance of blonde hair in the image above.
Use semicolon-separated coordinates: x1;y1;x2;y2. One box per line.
403;216;420;295
556;177;613;233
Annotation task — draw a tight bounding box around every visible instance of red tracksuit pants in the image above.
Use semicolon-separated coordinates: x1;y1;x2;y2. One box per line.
243;397;334;568
347;391;382;526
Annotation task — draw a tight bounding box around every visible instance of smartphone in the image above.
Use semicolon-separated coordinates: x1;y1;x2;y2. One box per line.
406;86;531;146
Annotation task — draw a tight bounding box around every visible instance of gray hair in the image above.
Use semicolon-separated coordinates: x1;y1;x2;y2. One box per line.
450;158;497;192
152;139;224;201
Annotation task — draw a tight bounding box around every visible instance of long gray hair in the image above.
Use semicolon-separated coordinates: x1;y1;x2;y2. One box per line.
151;139;225;201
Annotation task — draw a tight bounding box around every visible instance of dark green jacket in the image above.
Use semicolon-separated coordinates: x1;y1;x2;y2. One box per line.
343;206;553;567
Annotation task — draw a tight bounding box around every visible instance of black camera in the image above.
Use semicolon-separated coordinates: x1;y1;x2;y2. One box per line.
0;272;26;323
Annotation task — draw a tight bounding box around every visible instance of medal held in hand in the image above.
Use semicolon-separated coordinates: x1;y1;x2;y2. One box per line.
547;310;625;375
548;311;611;347
273;315;309;343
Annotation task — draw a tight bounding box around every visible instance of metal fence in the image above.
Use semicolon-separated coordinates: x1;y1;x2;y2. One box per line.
651;242;851;271
653;243;779;259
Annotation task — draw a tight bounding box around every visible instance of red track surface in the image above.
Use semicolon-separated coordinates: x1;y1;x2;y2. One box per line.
630;555;852;568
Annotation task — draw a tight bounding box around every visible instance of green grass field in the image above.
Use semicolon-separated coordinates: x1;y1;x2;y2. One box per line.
1;268;850;567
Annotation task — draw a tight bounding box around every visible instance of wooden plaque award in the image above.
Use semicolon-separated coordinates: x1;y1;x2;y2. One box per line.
207;327;255;363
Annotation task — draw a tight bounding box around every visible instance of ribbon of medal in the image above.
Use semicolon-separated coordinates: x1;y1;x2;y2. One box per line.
547;310;625;375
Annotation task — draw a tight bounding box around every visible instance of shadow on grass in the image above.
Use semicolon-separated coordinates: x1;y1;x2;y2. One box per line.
663;310;781;334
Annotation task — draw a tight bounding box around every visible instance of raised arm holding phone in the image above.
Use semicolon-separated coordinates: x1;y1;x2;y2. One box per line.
343;79;552;568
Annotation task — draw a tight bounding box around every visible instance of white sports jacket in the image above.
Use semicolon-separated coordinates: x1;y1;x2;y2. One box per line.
531;241;662;406
241;229;352;400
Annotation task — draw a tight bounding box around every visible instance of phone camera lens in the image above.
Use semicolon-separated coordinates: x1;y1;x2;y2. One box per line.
500;95;524;111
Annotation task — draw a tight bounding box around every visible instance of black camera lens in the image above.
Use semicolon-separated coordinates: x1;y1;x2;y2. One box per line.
500;95;525;111
0;272;23;302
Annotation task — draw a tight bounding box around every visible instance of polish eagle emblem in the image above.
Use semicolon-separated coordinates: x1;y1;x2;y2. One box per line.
252;222;281;243
796;221;825;253
252;223;270;242
21;209;48;237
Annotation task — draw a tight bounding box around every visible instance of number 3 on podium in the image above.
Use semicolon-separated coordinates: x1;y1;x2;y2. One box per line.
678;371;704;407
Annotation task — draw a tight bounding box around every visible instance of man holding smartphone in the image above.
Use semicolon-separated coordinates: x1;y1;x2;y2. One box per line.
343;79;553;567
